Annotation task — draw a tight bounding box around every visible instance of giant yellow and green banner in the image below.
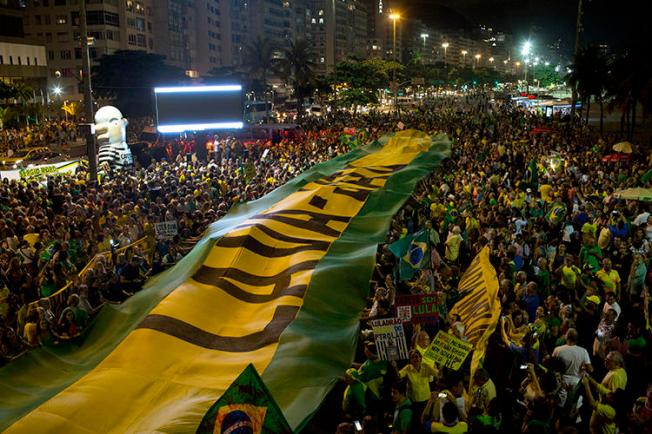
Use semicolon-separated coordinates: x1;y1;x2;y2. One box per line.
0;130;450;433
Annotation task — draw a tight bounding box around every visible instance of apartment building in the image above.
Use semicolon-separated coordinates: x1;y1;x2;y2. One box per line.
22;0;155;98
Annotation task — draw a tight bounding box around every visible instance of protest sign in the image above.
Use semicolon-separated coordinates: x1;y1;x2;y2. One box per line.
422;331;473;370
395;293;444;324
369;318;409;361
396;305;412;323
154;221;178;239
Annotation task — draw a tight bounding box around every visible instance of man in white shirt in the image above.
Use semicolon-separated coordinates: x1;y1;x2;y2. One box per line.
602;292;621;322
633;211;650;226
552;328;593;388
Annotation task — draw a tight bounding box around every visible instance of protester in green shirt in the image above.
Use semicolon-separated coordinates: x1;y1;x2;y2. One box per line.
391;381;413;434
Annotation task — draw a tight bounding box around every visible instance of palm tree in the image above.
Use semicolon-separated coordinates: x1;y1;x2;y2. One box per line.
11;82;34;105
566;46;607;126
242;36;278;96
240;36;279;121
278;39;316;113
607;47;652;139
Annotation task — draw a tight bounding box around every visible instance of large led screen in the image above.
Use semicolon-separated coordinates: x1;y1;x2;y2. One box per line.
154;85;244;133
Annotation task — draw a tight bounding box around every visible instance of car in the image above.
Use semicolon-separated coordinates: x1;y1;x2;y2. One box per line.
0;147;69;170
306;105;323;117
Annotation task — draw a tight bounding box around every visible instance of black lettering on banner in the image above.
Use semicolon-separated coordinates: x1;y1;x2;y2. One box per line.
238;210;351;238
460;300;491;321
332;186;373;202
137;306;300;352
143;161;411;353
458;268;483;294
217;232;330;258
454;291;486;317
194;259;319;299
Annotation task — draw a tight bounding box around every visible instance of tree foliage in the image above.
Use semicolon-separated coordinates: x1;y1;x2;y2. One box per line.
0;81;16;100
531;64;562;88
91;50;188;117
328;58;404;109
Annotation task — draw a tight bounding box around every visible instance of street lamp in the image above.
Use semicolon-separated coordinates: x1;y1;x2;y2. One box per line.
461;50;468;66
442;42;449;68
521;40;532;57
421;33;428;49
474;53;481;69
52;86;62;97
389;12;400;111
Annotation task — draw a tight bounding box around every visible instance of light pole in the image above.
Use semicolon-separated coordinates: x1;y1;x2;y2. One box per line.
420;33;429;63
442;42;449;68
489;57;495;70
474;53;481;69
521;40;532;94
389;12;400;112
80;0;97;183
461;50;468;67
421;33;428;49
571;0;584;123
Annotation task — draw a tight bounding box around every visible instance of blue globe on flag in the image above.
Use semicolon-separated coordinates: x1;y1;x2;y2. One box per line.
404;241;427;268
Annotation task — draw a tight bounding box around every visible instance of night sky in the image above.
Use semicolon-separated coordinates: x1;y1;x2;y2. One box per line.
397;0;648;54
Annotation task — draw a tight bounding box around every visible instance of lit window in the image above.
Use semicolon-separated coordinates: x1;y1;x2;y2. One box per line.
320;57;325;63
311;18;316;24
319;18;324;24
318;9;323;16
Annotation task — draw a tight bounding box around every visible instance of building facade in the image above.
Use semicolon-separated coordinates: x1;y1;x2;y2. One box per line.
153;0;225;78
1;1;49;104
22;0;156;98
305;0;369;75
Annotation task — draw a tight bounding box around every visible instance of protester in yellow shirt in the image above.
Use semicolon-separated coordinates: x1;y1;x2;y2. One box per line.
595;259;621;297
539;184;553;202
395;350;438;417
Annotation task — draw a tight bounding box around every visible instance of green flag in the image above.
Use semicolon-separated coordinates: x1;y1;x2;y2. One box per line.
197;364;292;434
388;230;430;281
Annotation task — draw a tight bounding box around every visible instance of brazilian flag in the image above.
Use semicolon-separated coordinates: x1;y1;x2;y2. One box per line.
389;230;430;280
442;204;459;233
546;202;566;226
338;133;361;149
525;160;538;189
197;364;291;434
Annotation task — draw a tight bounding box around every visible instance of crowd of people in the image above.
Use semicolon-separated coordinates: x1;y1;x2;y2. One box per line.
0;120;79;155
1;92;651;434
0;126;347;362
333;96;652;434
